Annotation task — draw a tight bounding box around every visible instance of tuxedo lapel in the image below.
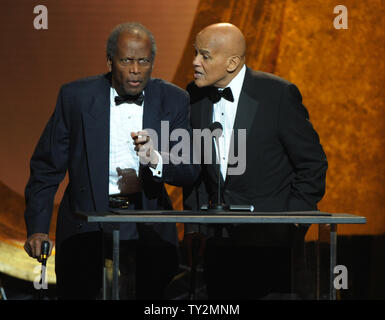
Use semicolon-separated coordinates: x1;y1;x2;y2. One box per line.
226;68;259;184
81;75;111;210
231;89;259;149
142;79;165;135
200;97;213;131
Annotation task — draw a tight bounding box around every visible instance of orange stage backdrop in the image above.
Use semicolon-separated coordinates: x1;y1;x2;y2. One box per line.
172;0;385;237
0;0;384;253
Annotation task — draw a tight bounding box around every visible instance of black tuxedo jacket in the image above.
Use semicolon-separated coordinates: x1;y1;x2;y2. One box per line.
183;67;328;244
24;73;199;252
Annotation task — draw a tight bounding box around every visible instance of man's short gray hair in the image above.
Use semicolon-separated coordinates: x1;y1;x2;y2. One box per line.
106;22;157;61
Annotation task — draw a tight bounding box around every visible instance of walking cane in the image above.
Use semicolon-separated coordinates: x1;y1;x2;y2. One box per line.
38;241;50;300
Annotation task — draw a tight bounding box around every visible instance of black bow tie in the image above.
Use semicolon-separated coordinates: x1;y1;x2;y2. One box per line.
114;92;144;106
208;87;234;103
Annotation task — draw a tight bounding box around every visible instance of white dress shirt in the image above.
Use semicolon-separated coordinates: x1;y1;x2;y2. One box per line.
213;64;246;180
109;87;162;195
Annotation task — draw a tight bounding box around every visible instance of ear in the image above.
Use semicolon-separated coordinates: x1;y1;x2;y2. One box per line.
226;55;241;73
107;58;112;72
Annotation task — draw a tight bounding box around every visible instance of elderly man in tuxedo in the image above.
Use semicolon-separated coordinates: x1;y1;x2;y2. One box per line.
183;23;328;299
24;22;199;299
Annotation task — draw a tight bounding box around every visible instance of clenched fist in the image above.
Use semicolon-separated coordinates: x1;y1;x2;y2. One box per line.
24;233;53;263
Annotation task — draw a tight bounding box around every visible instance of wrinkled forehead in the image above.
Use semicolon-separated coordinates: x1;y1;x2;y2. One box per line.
195;30;227;54
116;32;152;55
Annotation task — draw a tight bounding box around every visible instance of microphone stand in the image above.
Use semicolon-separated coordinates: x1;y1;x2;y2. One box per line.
208;131;229;213
201;122;254;213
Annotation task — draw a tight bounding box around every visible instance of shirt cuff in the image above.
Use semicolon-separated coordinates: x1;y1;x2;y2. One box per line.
149;150;163;177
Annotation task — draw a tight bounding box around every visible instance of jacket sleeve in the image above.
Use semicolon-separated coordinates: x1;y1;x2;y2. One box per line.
155;88;200;187
278;83;328;211
24;86;70;236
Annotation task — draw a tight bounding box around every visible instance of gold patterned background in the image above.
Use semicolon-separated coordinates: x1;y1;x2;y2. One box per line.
172;0;385;237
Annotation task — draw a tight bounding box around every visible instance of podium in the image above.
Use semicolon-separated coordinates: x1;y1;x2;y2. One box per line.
76;210;366;300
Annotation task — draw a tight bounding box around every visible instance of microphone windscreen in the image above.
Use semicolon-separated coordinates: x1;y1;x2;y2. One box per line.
209;122;223;136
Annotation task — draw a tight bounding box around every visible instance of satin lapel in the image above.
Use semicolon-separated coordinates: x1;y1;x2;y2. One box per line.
226;70;259;185
142;79;164;136
81;76;110;210
200;97;213;131
140;80;171;204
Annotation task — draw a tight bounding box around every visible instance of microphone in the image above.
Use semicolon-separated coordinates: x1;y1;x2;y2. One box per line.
208;121;223;134
199;122;253;213
40;241;50;267
207;122;228;212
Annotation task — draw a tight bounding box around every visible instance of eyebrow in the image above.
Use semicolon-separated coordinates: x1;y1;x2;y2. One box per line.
200;49;211;55
194;46;211;55
120;56;150;60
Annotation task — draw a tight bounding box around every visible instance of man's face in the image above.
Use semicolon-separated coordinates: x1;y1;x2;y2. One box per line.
108;32;153;96
193;32;230;88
